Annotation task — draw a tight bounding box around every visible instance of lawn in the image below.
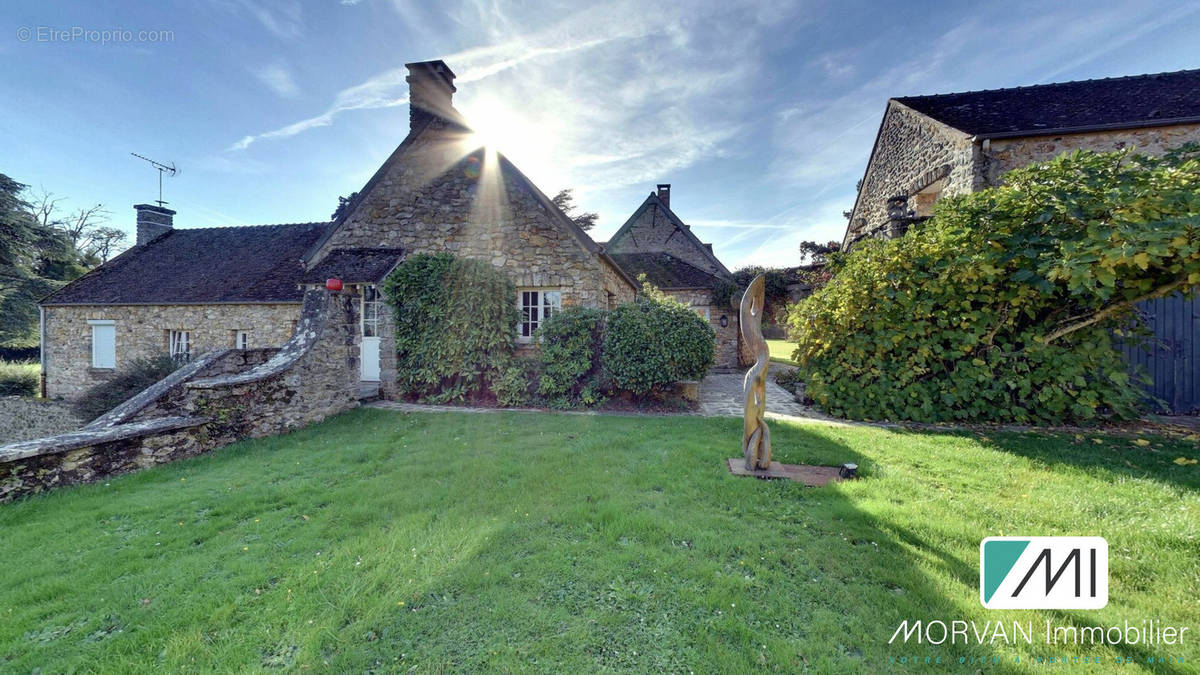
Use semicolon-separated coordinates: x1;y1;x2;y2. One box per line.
767;338;798;366
1;410;1197;672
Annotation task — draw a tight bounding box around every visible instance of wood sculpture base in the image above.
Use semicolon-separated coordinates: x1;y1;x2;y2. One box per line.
726;458;842;486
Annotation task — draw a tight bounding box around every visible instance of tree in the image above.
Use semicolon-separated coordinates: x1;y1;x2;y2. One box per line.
798;239;841;264
551;188;598;231
0;175;77;346
82;226;128;264
789;146;1200;424
332;191;358;221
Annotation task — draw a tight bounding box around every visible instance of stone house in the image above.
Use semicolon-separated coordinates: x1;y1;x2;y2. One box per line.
604;185;743;369
39;60;646;401
843;68;1200;245
840;68;1200;412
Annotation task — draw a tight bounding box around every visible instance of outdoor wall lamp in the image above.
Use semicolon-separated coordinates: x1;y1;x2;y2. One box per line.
719;315;729;327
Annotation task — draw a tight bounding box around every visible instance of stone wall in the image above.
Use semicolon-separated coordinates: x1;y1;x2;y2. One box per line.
314;122;634;311
978;123;1200;186
0;290;360;502
666;289;742;370
0;396;83;444
42;302;301;399
846;101;975;243
606;201;725;275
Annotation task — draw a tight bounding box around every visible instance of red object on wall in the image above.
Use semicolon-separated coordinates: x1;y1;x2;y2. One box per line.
325;278;343;291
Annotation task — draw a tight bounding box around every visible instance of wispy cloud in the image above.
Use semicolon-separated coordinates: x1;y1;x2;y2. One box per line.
253;62;299;98
233;0;304;39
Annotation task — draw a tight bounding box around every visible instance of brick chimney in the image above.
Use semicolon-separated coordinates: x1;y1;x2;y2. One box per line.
405;60;457;132
656;184;671;209
135;204;175;245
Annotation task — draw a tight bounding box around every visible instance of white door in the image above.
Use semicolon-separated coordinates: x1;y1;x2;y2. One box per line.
360;337;380;381
360;286;381;382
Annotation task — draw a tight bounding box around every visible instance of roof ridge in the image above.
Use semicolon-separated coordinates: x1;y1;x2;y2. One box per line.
175;221;330;232
894;67;1200;102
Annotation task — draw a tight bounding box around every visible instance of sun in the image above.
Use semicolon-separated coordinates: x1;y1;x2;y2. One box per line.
458;95;560;188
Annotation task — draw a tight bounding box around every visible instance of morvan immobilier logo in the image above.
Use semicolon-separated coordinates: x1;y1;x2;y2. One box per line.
980;536;1108;609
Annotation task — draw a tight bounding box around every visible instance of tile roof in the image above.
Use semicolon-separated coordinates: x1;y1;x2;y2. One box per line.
895;68;1200;137
606;192;732;277
608;252;724;290
301;248;405;284
42;222;330;305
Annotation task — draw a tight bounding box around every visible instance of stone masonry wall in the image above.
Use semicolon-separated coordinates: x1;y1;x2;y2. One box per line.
43;303;301;399
0;290;359;502
667;289;742;370
606;202;724;276
978;123;1200;187
315;123;632;311
846;101;975;243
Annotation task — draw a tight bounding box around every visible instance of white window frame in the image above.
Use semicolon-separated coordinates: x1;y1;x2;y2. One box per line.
88;320;116;369
234;330;250;350
518;289;562;342
169;330;191;362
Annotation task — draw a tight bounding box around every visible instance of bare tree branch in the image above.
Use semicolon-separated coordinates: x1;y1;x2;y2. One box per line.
1041;276;1192;344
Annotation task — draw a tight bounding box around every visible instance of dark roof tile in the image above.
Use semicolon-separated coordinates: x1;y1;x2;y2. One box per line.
42;222;330;305
301;248;405;284
895;68;1200;137
609;252;723;290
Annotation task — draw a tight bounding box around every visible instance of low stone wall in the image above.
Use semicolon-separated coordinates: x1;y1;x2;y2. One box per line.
0;396;84;444
0;417;208;501
0;290;360;502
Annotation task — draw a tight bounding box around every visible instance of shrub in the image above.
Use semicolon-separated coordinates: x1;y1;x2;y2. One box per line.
0;359;38;397
74;354;179;421
602;293;714;396
536;306;605;407
382;253;520;403
789;147;1200;424
491;356;542;408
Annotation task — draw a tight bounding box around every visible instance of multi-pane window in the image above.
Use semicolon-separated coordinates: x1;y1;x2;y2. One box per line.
519;290;561;340
88;320;116;369
362;286;380;338
234;330;250;350
169;330;191;362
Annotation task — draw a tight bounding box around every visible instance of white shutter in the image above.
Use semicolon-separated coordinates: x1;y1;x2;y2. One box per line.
89;321;116;368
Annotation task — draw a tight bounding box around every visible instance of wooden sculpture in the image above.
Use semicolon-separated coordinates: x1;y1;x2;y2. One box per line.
741;274;771;470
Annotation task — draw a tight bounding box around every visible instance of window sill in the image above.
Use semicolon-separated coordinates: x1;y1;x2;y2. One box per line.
88;368;116;375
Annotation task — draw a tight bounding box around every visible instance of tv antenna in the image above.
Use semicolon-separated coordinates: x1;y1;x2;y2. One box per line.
130;152;178;207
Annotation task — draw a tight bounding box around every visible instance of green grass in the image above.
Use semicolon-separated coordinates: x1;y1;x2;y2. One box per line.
1;410;1197;672
767;338;798;366
0;359;39;396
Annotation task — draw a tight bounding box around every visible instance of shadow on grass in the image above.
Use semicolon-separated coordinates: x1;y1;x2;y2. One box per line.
975;431;1200;491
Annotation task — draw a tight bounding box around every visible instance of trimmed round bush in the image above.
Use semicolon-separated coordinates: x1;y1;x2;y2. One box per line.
602;296;714;396
536;306;605;407
491;355;542;408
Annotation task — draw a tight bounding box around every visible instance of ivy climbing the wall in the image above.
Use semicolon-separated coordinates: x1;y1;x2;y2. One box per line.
381;253;520;403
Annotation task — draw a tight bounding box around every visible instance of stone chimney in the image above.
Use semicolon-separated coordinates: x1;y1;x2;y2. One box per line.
405;60;457;132
656;184;671;209
135;204;175;245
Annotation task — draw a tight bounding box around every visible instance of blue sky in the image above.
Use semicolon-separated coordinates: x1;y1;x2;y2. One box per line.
2;1;1198;269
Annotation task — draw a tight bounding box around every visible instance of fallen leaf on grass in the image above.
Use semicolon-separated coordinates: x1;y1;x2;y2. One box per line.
1174;457;1198;466
1133;439;1151;447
